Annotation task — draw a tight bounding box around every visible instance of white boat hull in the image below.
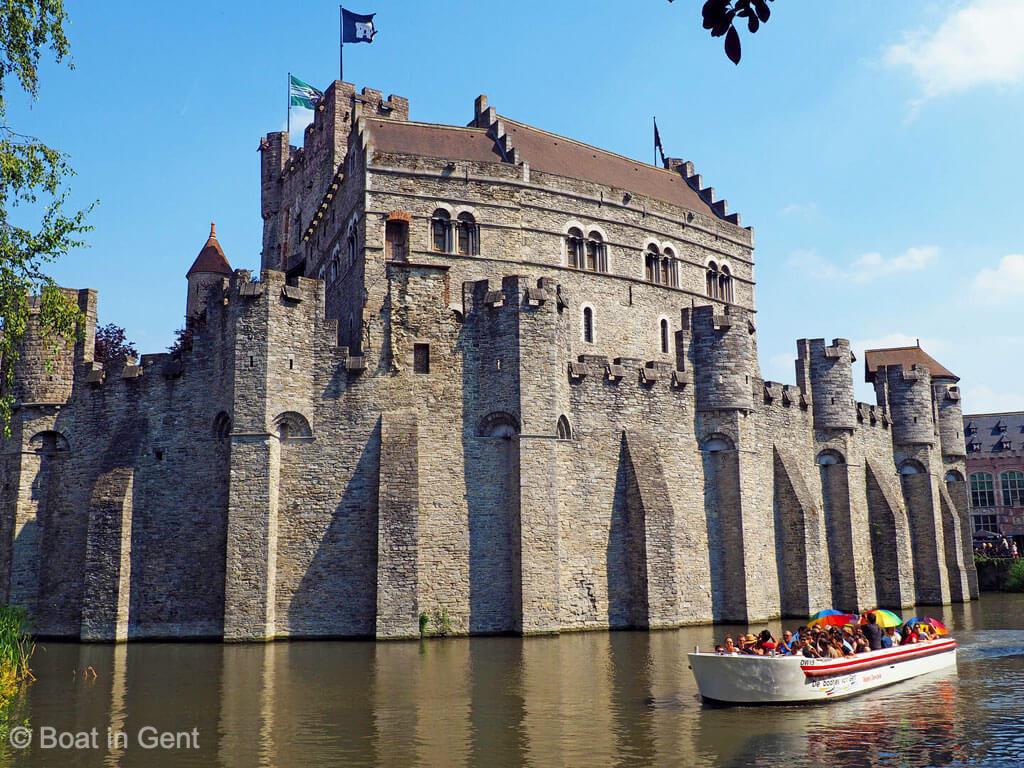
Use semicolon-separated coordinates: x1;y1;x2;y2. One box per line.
688;639;958;705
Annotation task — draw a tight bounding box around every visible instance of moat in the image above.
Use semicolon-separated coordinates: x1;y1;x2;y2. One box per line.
2;594;1021;767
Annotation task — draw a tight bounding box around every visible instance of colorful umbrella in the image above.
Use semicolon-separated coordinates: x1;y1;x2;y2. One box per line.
902;616;950;636
808;609;858;628
859;609;903;628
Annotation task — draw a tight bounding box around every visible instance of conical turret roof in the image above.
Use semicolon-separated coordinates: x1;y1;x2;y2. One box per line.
186;222;232;277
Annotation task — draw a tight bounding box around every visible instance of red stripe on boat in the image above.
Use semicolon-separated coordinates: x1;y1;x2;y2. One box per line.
800;639;957;678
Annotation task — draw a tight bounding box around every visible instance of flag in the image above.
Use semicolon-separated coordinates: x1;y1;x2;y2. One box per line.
654;117;665;164
290;75;323;110
342;8;377;43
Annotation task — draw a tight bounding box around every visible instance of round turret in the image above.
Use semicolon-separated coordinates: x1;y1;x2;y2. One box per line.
799;338;856;430
186;223;232;320
933;378;966;457
688;305;754;411
884;364;935;445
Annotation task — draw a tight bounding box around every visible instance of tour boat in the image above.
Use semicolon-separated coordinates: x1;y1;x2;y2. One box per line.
688;638;958;705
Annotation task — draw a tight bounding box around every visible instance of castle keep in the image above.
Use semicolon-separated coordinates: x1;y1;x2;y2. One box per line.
1;82;977;641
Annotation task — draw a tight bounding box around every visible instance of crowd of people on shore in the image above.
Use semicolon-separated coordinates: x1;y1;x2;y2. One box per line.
713;612;943;658
974;538;1019;559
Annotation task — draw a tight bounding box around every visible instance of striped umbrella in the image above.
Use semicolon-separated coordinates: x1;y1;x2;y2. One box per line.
902;616;950;636
808;609;858;628
859;609;903;628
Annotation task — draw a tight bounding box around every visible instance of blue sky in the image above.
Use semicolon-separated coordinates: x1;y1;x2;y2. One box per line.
13;0;1023;411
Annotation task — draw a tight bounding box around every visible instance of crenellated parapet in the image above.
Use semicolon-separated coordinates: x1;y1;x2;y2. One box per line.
932;379;966;458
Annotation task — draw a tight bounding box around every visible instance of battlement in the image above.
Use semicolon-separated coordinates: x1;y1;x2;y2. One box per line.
877;363;935;446
681;304;755;412
664;157;744;227
796;338;857;431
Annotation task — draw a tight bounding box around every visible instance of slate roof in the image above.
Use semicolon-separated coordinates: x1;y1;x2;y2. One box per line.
864;345;957;383
187;223;232;277
963;411;1024;457
365;117;717;217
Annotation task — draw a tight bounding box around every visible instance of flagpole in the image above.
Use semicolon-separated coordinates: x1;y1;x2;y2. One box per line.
340;5;345;82
287;72;291;136
653;117;657;167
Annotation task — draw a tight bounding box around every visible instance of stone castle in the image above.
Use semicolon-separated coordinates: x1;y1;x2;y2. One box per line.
1;82;977;641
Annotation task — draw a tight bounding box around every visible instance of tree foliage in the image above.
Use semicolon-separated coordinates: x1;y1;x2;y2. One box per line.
0;1;93;432
93;323;137;366
669;0;775;64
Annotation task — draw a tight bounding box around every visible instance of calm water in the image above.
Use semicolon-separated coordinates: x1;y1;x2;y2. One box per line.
3;594;1024;767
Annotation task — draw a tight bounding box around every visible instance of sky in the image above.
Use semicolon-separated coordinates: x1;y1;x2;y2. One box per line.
11;0;1024;411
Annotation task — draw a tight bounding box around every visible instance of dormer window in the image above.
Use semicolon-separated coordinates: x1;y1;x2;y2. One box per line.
965;422;977;436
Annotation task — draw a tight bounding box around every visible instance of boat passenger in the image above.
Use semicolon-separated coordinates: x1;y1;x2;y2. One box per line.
723;636;739;655
881;627;896;649
778;630;795;655
901;625;919;645
714;644;725;655
827;638;844;658
800;638;820;658
758;630;777;654
862;612;883;651
853;631;869;654
741;634;763;655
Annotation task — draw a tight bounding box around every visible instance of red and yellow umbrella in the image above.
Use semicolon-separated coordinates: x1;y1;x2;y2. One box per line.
859;609;903;628
808;609;858;628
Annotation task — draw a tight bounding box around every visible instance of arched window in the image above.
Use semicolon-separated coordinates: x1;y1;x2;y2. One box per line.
556;415;572;440
1001;471;1024;506
645;244;660;283
816;449;845;465
585;231;607;272
660;318;670;354
212;412;232;441
701;433;735;452
347;227;357;265
663;248;679;288
274;411;313;443
719;265;734;303
971;472;995;507
566;227;584;269
456;212;479;255
582;306;594;343
431;209;452;253
479;411;520;439
706;261;719;298
898;459;925;476
29;431;69;456
944;469;965;483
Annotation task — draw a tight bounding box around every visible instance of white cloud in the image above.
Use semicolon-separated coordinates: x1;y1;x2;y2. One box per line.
790;246;938;284
885;0;1024;100
780;202;817;219
960;384;1024;414
970;254;1024;303
764;351;796;384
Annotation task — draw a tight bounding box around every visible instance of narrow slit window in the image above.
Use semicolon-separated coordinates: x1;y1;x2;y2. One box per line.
583;307;594;343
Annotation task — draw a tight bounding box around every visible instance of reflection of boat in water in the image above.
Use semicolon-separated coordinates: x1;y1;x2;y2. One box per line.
688;639;958;705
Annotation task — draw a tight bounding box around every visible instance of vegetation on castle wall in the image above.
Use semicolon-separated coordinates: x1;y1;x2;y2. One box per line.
0;606;34;704
0;0;94;434
93;323;137;366
419;608;453;638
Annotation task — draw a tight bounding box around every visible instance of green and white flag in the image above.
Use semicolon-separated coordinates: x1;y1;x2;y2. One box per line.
289;75;323;110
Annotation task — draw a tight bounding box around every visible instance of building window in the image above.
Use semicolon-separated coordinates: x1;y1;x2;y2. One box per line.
706;260;718;298
582;306;594;343
413;343;430;374
385;220;407;262
431;209;452;252
347;227;358;266
719;265;734;303
585;231;607;272
660;318;669;354
566;228;584;269
456;212;479;255
645;244;659;283
971;472;996;508
973;514;999;534
556;415;572;440
1001;470;1024;506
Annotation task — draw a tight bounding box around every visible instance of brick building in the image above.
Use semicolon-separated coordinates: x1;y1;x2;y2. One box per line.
963;411;1024;546
0;82;977;641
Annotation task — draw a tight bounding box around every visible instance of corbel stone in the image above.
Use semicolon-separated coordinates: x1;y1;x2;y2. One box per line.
568;361;589;381
606;363;626;382
640;366;660;385
524;287;548;307
122;365;143;380
484;290;504;308
281;285;303;302
712;313;732;330
346;356;367;372
86;366;105;385
672;370;691;388
239;282;264;299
